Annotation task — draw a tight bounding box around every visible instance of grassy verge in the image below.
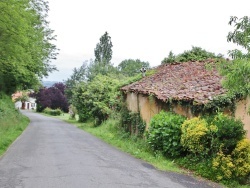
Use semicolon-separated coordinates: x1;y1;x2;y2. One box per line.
0;94;30;156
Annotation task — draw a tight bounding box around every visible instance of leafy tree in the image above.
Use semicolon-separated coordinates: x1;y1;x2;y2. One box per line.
220;16;250;96
161;47;221;64
64;61;88;103
227;16;250;59
94;31;113;64
0;0;58;94
72;75;120;124
87;32;115;80
35;83;68;112
118;59;150;77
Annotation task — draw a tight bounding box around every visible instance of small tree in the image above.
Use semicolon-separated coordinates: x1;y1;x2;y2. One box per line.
35;83;68;112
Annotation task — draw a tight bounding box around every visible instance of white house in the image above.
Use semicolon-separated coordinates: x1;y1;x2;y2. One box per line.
12;91;37;110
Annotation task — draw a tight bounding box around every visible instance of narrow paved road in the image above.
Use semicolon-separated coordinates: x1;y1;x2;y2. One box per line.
0;111;221;188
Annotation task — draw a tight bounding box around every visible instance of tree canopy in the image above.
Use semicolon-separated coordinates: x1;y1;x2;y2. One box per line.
220;16;250;96
87;32;114;81
0;0;58;94
161;46;222;64
118;59;150;77
35;83;68;112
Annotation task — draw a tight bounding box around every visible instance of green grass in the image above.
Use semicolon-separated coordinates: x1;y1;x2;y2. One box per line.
0;94;29;156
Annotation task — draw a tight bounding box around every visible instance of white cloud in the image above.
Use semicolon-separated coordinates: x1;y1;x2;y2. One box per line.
45;0;250;81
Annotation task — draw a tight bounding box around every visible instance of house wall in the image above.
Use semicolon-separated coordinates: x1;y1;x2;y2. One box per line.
125;92;192;129
235;96;250;139
126;92;250;139
14;97;37;110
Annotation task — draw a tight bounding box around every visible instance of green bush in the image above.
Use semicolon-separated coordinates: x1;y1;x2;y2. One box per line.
181;117;209;156
147;111;186;158
211;139;250;183
210;113;246;154
72;75;120;125
231;139;250;183
43;107;62;116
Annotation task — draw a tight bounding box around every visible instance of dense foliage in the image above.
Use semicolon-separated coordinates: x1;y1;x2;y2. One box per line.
43;107;63;116
118;59;150;77
146;111;249;185
219;16;250;96
181;117;209;156
161;46;222;64
72;75;120;125
36;83;68;112
0;0;57;94
146;111;186;157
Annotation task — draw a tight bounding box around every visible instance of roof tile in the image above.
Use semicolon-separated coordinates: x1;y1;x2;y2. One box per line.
121;61;227;104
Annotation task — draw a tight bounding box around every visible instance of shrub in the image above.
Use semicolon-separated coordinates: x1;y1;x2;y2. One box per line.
181;117;209;156
211;139;250;183
43;107;62;116
210;113;246;154
231;139;250;182
212;149;235;181
147;111;186;157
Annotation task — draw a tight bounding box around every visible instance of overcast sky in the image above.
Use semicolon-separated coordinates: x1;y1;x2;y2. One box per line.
44;0;250;81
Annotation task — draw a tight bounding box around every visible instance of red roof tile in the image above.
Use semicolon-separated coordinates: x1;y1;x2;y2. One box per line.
121;60;227;104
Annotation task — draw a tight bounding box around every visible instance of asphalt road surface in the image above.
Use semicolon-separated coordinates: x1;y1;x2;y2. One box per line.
0;111;222;188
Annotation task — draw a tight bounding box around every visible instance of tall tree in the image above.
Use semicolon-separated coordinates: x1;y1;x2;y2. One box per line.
94;31;113;65
87;32;114;80
0;0;58;94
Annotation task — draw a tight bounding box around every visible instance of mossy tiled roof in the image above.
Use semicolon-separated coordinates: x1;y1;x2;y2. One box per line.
121;60;227;104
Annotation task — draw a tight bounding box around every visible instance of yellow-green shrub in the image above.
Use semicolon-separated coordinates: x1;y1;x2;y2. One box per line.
181;117;209;155
232;139;250;180
212;139;250;183
212;149;234;181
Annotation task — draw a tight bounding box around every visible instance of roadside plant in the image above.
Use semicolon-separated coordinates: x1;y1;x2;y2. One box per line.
210;113;246;154
181;117;209;156
147;111;186;158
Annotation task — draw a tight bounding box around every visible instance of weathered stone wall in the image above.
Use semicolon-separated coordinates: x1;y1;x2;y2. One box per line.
235;96;250;139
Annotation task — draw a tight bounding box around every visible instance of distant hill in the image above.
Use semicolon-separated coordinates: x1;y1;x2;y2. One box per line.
42;81;58;88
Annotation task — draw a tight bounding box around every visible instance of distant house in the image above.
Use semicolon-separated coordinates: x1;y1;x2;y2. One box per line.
12;91;37;110
121;60;250;139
